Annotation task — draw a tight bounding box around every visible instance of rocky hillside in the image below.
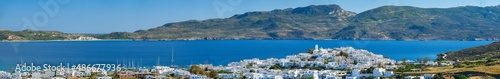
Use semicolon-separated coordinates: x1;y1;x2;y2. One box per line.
3;4;500;41
109;4;500;40
345;6;500;40
445;42;500;60
126;5;355;40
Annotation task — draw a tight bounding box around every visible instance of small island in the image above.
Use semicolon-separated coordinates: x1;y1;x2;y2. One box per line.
0;29;99;42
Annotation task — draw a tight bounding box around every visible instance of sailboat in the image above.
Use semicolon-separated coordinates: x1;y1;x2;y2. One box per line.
154;46;178;68
170;46;178;68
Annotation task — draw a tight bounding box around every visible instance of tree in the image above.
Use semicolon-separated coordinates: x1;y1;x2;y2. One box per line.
433;75;443;79
324;59;329;64
270;64;282;70
366;67;375;73
396;75;404;79
424;57;431;64
455;63;466;68
436;54;446;61
433;73;444;79
208;69;218;78
90;72;98;79
367;76;375;79
238;76;246;79
307;77;314;79
378;63;385;68
246;63;255;68
169;73;175;77
340;51;349;57
218;70;231;73
310;56;318;61
487;58;496;63
455;75;467;79
353;60;358;65
417;58;423;65
250;69;256;73
437;61;442;66
313;66;325;70
190;65;206;74
307;48;314;54
402;57;407;65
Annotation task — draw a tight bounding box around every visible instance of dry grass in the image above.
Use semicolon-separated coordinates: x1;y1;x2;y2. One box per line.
67;77;89;79
468;75;496;79
402;64;500;75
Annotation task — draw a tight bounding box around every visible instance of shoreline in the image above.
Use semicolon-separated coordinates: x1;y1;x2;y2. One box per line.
1;39;497;42
0;39;132;42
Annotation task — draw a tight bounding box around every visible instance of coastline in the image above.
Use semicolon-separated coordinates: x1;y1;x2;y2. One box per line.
0;39;132;42
1;39;498;42
0;41;497;78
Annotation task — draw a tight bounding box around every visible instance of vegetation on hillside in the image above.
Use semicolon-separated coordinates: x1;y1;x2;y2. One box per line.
189;65;218;79
445;42;500;60
104;4;500;40
0;29;93;40
4;4;500;40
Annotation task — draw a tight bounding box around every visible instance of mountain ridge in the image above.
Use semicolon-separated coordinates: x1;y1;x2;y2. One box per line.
3;4;500;41
124;4;356;40
121;4;500;40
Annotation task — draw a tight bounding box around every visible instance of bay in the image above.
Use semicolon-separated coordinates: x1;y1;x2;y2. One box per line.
0;40;494;71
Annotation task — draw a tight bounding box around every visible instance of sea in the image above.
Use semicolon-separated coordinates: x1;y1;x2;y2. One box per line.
0;40;494;71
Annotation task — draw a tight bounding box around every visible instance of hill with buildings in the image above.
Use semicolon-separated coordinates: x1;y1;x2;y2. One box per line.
0;29;97;41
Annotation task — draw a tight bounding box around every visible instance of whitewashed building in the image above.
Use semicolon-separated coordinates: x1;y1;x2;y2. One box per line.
96;76;112;79
31;71;55;78
189;75;208;79
218;73;241;79
245;73;264;79
346;76;357;79
405;76;424;79
0;71;11;79
423;74;435;79
299;70;318;79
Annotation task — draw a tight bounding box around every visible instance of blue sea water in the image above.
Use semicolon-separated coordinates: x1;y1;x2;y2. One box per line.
0;40;494;71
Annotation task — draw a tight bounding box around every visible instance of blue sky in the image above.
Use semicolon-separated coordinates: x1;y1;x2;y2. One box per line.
1;0;500;33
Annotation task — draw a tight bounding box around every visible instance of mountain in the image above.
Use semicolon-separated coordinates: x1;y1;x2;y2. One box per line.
125;4;356;40
3;4;500;40
345;5;500;40
444;42;500;61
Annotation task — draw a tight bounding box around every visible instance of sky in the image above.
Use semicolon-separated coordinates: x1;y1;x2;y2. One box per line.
1;0;500;33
